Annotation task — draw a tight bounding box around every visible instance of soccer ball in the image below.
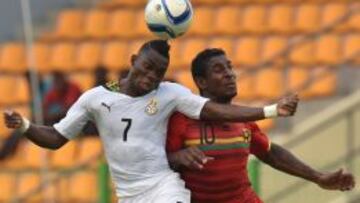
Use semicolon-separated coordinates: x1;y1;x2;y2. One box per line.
145;0;193;39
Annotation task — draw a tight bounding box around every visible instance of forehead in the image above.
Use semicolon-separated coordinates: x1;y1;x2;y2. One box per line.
207;54;228;67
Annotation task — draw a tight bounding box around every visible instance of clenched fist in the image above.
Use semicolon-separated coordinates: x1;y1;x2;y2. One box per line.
3;110;23;129
277;94;299;117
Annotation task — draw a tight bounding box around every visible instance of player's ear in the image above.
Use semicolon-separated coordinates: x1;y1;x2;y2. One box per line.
194;76;207;91
131;54;138;66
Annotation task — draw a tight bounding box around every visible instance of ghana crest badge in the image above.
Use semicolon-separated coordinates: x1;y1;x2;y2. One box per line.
145;98;158;115
242;128;252;143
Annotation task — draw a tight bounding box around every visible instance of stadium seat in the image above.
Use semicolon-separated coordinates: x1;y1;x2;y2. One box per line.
188;7;214;36
17;173;42;202
241;6;266;34
134;10;153;37
102;41;129;71
75;41;102;71
289;39;316;65
0;174;15;202
23;142;48;169
69;72;95;91
108;9;136;38
0;75;30;105
169;40;184;69
315;34;341;65
69;171;97;202
50;141;77;168
181;38;208;65
321;3;348;32
54;9;85;40
254;68;284;99
127;39;150;59
1;142;26;169
288;66;313;99
214;6;241;35
256;119;274;131
309;67;337;97
77;137;102;166
208;37;234;59
99;0;147;8
268;5;294;35
294;4;321;33
0;43;26;73
30;43;51;74
176;71;198;93
83;9;109;39
343;34;360;63
261;36;288;64
50;42;76;72
233;37;261;66
192;0;222;6
347;9;360;31
236;72;256;100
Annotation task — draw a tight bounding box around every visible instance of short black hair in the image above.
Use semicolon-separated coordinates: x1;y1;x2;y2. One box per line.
139;40;170;59
191;48;225;78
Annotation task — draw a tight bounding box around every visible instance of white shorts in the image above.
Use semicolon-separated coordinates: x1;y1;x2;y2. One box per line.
118;173;190;203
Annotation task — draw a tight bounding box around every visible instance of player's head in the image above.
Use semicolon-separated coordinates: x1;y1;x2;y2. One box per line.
129;40;170;95
191;48;237;103
52;71;68;92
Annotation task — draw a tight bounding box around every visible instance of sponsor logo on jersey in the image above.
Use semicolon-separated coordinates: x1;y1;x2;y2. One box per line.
145;98;158;115
242;128;252;143
101;102;112;112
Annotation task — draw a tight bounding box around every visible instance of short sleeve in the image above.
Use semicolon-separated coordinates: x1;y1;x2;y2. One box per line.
248;122;271;157
166;112;187;153
53;90;92;140
169;83;209;119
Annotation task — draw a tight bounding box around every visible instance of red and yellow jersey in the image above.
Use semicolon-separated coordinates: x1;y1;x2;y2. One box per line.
166;112;271;203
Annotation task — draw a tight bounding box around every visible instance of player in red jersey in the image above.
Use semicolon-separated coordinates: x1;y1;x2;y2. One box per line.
166;48;355;203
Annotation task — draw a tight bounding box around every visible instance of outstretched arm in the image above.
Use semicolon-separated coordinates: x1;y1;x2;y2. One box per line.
258;143;355;191
4;111;68;150
200;94;299;122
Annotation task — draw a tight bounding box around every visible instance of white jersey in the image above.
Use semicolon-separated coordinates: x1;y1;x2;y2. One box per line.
54;82;208;198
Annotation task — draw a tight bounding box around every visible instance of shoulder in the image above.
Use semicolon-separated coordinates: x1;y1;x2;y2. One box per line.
159;82;191;93
78;86;106;100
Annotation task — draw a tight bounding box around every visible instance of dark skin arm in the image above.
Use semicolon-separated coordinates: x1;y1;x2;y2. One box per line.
258;143;355;191
200;94;299;122
4;111;68;150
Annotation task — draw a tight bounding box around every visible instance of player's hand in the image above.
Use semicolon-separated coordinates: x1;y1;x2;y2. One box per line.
316;169;355;191
277;93;299;117
3;110;23;129
172;146;214;170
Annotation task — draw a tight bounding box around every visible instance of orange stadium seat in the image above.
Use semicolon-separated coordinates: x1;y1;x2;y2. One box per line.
0;174;15;202
17;173;42;202
309;67;337;97
290;39;316;65
75;41;102;71
102;41;129;71
254;68;284;99
23;142;48;169
0;75;30;105
315;34;341;65
77;137;102;166
343;34;360;63
108;9;136;38
321;3;348;32
256;119;274;131
127;39;149;59
50;42;76;72
69;171;97;202
181;38;207;65
268;4;294;35
192;0;222;6
69;72;95;91
176;71;198;93
84;9;109;39
261;36;288;64
288;66;313;99
233;37;261;66
208;37;234;59
214;6;241;35
169;40;183;69
188;7;214;36
294;4;320;33
55;9;85;40
50;141;77;168
30;43;51;74
0;43;26;73
347;9;360;31
134;10;153;37
236;72;256;100
241;6;266;34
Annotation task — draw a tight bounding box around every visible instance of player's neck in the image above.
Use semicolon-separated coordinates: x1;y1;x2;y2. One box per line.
118;78;146;97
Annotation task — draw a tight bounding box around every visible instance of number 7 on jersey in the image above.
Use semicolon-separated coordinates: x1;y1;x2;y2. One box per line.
121;118;132;142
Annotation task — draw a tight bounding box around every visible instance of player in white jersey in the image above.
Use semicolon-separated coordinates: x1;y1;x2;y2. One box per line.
4;40;298;203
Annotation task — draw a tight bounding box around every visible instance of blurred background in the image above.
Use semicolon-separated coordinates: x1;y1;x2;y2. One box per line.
0;0;359;202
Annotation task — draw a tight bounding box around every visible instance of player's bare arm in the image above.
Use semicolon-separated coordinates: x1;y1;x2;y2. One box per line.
200;94;299;122
258;143;355;191
168;146;214;170
4;111;68;150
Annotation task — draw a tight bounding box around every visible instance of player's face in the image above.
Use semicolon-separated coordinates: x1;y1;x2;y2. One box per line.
130;50;169;95
203;54;237;101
